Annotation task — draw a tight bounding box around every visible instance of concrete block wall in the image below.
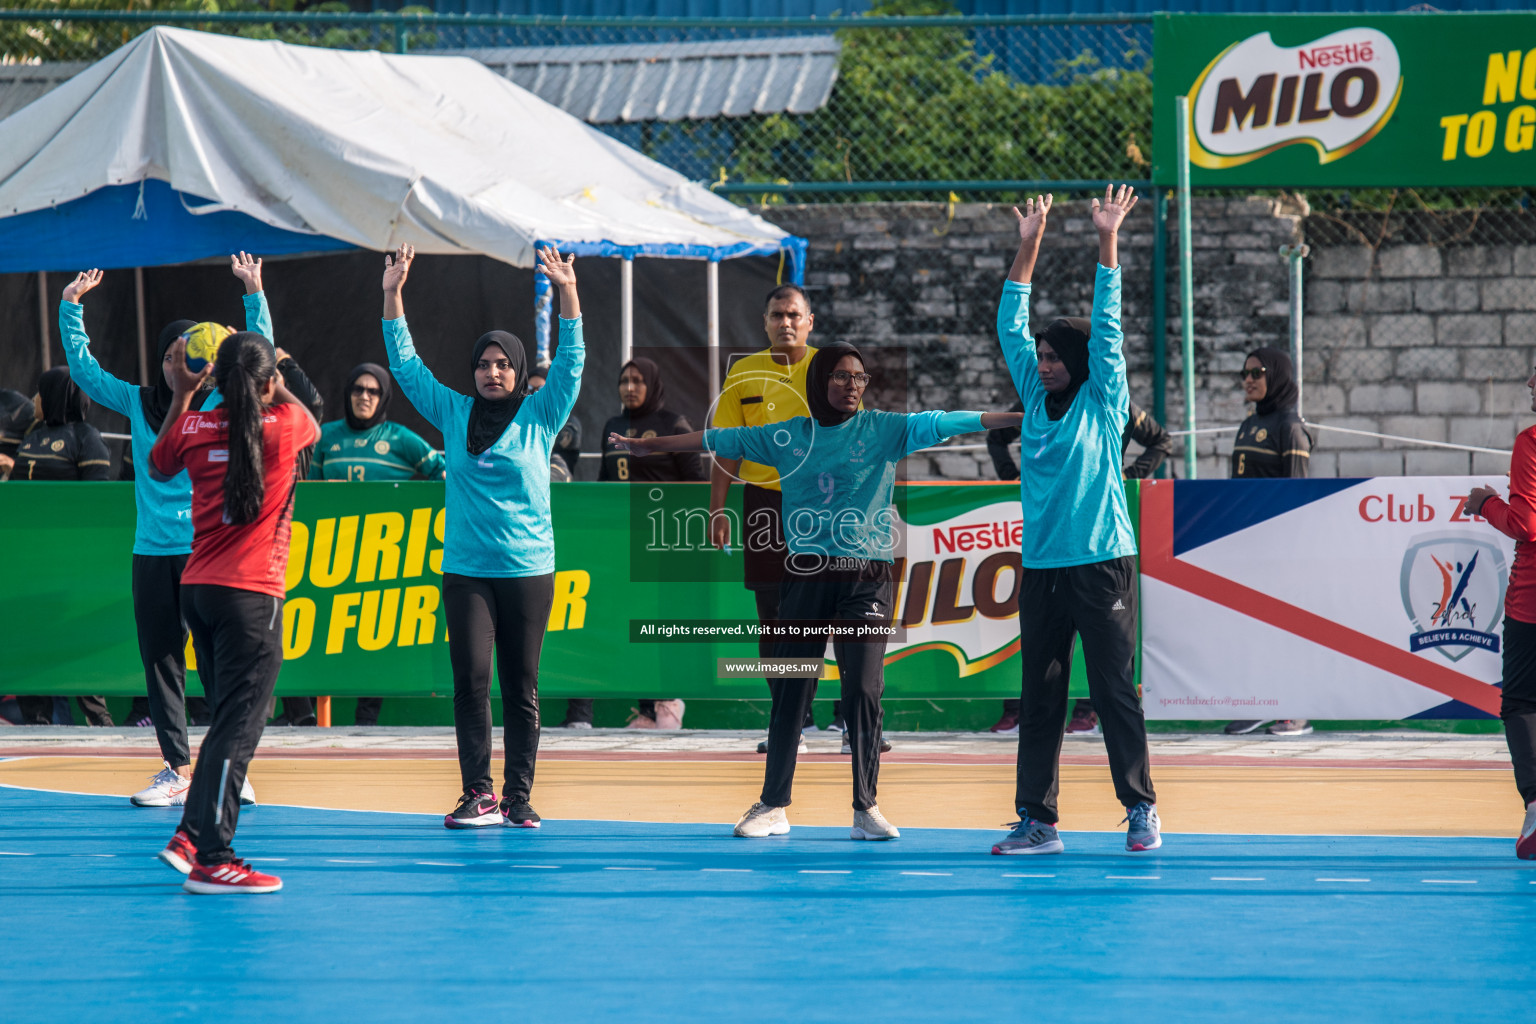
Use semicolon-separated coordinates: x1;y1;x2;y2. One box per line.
764;199;1534;481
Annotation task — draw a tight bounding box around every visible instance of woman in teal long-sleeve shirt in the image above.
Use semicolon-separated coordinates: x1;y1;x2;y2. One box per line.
380;243;584;833
990;185;1159;860
611;342;1019;842
58;255;271;810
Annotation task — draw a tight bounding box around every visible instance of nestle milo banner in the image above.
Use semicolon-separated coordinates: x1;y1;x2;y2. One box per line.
1153;13;1536;186
2;481;1096;699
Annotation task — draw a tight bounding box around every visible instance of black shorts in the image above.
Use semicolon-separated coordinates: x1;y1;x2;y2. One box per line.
743;484;788;591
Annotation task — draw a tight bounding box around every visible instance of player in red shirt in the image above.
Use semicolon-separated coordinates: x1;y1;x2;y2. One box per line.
1466;364;1536;861
147;331;319;893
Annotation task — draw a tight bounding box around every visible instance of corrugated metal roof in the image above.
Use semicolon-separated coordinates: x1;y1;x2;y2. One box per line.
428;36;839;123
0;62;90;121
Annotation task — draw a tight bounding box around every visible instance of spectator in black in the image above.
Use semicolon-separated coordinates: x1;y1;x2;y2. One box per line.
0;388;35;478
13;367;113;726
1225;346;1314;737
561;358;703;730
985;396;1171;735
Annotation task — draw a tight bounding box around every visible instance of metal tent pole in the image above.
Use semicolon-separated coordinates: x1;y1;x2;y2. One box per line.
620;256;634;367
707;260;720;399
1151;186;1168;473
1176;96;1197;481
134;267;150;384
37;271;50;371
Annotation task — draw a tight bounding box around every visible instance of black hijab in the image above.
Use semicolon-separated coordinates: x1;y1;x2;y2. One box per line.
344;362;392;431
806;342;863;428
140;319;196;431
1036;317;1091;421
466;331;528;455
39;366;89;425
619;357;665;420
1249;346;1300;417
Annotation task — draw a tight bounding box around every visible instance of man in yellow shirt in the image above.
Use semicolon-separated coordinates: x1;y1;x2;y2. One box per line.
710;285;818;749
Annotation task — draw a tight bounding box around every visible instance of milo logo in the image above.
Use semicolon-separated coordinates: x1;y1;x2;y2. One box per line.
1190;28;1402;168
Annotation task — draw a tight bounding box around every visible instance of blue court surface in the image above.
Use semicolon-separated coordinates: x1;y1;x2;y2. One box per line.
2;785;1532;1024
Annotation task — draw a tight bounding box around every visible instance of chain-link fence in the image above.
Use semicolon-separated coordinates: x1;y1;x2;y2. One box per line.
0;4;1153;195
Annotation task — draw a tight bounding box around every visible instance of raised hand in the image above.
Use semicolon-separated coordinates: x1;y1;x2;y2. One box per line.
62;269;103;304
1012;194;1052;243
537;246;577;289
1091;183;1138;235
231;251;263;294
163;337;212;396
607;431;654;456
383;244;415;294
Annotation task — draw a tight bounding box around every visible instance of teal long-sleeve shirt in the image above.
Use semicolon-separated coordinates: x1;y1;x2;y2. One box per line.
705;409;985;562
382;315;584;578
60;292;272;556
996;264;1137;569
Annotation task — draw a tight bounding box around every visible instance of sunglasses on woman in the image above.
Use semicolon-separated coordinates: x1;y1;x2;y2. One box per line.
1239;367;1267;381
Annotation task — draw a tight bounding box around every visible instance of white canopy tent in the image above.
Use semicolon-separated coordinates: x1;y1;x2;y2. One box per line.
0;26;804;384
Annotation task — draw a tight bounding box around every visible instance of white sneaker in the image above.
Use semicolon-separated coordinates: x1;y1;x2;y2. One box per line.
851;805;900;840
652;699;685;730
240;776;257;806
754;736;808;755
733;801;790;838
130;764;191;807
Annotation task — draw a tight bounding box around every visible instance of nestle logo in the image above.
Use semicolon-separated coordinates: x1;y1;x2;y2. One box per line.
1297;41;1375;69
932;519;1023;554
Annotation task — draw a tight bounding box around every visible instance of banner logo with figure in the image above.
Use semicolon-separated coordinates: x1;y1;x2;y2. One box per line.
1400;534;1507;660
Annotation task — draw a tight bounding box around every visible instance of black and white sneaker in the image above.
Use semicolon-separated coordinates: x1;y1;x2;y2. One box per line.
840;735;894;755
444;790;502;829
501;799;542;829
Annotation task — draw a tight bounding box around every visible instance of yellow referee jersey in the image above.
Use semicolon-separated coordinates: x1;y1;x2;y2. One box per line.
710;346;816;491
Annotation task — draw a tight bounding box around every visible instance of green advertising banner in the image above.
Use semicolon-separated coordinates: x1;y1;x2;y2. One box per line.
1152;13;1536;186
1;481;1113;699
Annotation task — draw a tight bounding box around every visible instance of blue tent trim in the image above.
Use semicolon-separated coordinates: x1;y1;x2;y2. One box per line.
0;180;356;273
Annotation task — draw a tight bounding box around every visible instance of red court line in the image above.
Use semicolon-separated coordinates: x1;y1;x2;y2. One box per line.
1139;482;1505;718
0;746;1509;770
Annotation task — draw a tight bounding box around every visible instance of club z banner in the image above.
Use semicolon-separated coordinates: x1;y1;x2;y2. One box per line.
1139;478;1512;720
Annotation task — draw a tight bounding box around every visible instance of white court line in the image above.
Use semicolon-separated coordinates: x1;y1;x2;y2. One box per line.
1002;873;1055;878
1421;879;1477;884
416;861;466;867
0;851;35;856
1105;875;1161;880
326;859;377;864
900;871;952;877
604;866;654;871
1316;877;1369;882
245;858;287;863
701;868;752;873
1210;876;1264;881
511;864;561;869
800;870;851;874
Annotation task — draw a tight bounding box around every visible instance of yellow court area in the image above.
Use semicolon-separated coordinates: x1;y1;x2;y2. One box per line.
0;755;1516;837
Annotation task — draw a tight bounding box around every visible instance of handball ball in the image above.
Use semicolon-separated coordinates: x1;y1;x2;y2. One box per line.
183;322;233;373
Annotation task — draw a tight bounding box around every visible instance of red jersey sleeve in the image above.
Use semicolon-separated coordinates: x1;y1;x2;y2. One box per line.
150;414;189;477
1481;429;1536;543
278;401;320;452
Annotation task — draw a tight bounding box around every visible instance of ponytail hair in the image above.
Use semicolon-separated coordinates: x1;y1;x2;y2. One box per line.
212;332;277;525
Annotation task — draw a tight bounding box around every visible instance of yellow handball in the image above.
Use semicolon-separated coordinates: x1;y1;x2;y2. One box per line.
182;322;233;373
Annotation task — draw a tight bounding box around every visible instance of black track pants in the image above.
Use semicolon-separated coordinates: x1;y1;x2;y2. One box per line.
443;573;555;802
761;561;893;811
132;553;193;767
1014;556;1155;824
1502;617;1536;806
179;584;284;864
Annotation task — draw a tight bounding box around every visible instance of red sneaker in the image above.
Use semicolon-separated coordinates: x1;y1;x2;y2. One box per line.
1066;705;1099;734
158;829;196;875
183;858;284;894
1518;801;1536;861
989;712;1018;734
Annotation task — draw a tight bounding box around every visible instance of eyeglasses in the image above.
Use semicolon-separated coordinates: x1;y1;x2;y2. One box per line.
350;385;383;397
831;371;872;389
1239;368;1267;381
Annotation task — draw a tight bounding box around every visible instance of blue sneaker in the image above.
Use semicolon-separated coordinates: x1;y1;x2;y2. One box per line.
991;815;1063;855
1123;802;1161;852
